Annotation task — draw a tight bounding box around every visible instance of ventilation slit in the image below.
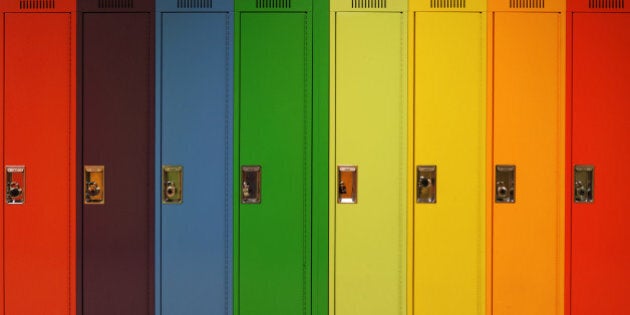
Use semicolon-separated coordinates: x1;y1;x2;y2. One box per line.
97;0;134;8
430;0;465;8
351;0;387;8
177;0;212;8
19;0;56;8
255;0;291;8
509;0;544;8
588;0;624;7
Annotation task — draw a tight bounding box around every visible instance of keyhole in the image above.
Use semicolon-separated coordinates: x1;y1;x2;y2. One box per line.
165;182;176;199
419;177;431;188
8;182;22;199
497;186;508;198
87;182;100;197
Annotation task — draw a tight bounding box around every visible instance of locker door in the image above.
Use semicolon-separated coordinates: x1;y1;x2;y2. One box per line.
571;13;630;315
331;12;406;315
2;12;74;314
411;12;485;315
491;13;564;315
158;12;232;314
82;13;154;315
237;12;312;315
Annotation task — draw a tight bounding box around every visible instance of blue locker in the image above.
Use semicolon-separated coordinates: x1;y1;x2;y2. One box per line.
155;1;233;314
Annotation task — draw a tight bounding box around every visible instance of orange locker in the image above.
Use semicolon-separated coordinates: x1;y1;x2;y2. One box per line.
0;0;76;314
488;0;565;314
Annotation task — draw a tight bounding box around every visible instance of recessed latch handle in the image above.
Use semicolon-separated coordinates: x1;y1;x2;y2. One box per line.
241;166;261;204
6;166;26;204
495;165;515;203
84;166;105;204
574;165;594;203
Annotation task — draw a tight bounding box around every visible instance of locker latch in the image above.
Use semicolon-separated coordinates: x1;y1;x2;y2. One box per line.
417;165;436;203
574;165;593;203
338;165;357;204
162;165;183;204
6;166;25;204
241;166;261;204
84;165;105;204
496;165;515;203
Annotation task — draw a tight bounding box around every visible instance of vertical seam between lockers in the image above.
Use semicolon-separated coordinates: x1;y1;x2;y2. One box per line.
67;12;72;314
224;11;230;315
146;14;151;314
398;12;404;315
302;11;308;315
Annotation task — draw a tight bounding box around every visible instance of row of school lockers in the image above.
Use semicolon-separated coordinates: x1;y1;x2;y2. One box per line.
0;0;627;314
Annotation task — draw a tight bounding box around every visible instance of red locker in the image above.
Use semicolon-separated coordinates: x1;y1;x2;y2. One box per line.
567;0;630;314
0;0;76;314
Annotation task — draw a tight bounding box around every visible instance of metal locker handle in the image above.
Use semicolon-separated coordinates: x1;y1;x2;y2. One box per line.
417;165;436;203
84;165;105;204
338;165;357;204
574;165;594;203
495;165;515;203
6;166;25;204
162;165;183;204
241;166;261;204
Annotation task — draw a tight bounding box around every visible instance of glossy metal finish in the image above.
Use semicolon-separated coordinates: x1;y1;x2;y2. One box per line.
155;1;233;312
79;1;155;314
0;1;76;313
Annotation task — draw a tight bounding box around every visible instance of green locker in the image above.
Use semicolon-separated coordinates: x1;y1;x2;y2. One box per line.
234;1;328;315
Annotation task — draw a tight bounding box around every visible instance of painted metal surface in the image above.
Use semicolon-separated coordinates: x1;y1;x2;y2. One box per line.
234;1;329;314
79;1;155;314
488;0;565;313
155;1;233;314
408;0;486;313
568;3;630;314
0;1;76;313
330;1;407;314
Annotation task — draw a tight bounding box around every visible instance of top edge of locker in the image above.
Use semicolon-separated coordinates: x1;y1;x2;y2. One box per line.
78;0;154;12
409;0;486;12
156;0;233;11
1;0;75;11
331;0;407;12
235;0;312;11
488;0;564;12
567;0;630;12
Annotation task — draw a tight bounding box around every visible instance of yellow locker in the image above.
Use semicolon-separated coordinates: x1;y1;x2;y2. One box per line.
488;0;565;314
408;0;486;314
330;1;407;314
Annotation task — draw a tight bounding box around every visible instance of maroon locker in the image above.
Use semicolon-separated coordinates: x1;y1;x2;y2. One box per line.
78;1;155;314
